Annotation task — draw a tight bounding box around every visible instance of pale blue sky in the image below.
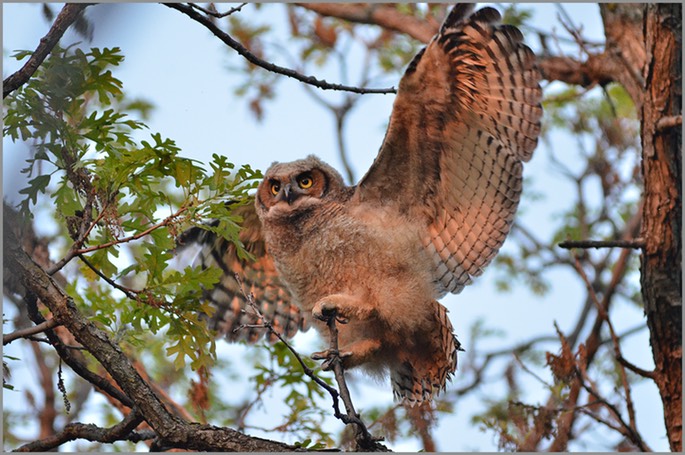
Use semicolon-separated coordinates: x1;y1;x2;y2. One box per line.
2;3;666;451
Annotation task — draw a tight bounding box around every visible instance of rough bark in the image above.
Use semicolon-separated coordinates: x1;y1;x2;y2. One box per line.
600;3;683;451
638;3;682;451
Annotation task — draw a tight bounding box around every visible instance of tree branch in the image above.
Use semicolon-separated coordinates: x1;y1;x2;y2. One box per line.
3;318;60;345
296;3;438;43
537;54;618;87
558;238;645;250
14;410;150;452
3;3;91;98
4;222;295;451
234;275;388;451
164;3;396;95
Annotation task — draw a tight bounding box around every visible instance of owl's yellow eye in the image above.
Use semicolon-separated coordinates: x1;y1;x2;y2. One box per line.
298;174;313;189
270;182;281;196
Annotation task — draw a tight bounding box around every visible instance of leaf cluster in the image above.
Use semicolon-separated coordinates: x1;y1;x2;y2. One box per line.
4;44;261;373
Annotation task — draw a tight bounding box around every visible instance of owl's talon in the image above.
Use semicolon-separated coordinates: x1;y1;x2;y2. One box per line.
311;349;352;370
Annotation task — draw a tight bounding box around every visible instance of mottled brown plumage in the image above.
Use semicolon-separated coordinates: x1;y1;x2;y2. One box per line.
183;4;542;405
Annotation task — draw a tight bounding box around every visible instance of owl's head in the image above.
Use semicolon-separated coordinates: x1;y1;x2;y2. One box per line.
255;155;347;219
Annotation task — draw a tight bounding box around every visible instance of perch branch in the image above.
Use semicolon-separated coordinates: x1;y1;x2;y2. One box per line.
234;274;386;451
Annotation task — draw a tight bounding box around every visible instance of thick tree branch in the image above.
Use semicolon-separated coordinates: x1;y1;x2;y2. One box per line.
296;3;437;43
537;54;618;87
164;3;396;95
3;3;91;98
3;222;295;451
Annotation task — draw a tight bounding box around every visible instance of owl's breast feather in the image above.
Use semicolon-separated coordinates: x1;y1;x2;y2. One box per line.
264;203;434;315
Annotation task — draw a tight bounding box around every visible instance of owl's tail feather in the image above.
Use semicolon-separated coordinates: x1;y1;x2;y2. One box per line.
390;301;461;405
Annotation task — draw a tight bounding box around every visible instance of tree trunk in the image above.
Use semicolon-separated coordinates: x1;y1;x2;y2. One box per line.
639;3;682;451
600;3;682;450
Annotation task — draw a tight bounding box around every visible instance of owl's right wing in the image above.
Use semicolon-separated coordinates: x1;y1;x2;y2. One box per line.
176;202;309;343
355;5;543;295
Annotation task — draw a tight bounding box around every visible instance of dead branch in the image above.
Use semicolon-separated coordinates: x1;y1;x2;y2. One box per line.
558;239;645;250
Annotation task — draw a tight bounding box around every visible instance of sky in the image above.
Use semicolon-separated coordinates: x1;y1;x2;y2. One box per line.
2;3;668;452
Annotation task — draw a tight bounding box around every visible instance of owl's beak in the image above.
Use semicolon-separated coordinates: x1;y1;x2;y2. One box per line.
279;183;296;204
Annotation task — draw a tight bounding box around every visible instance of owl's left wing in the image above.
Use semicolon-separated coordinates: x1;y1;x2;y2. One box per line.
355;5;543;295
176;202;309;343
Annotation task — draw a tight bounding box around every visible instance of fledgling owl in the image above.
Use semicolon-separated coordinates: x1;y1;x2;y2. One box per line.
180;4;542;405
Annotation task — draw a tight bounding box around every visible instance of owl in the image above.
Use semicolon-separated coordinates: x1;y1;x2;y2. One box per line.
179;4;542;405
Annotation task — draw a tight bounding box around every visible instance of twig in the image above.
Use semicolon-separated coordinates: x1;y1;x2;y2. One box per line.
320;314;383;451
558;239;645;250
570;255;650;451
164;3;396;95
3;319;60;345
78;255;141;300
575;368;653;452
47;206;109;275
231;275;345;419
188;2;247;18
73;206;189;256
3;3;92;98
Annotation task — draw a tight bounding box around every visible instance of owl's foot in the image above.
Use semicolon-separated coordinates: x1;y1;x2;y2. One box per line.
312;299;350;324
311;349;353;371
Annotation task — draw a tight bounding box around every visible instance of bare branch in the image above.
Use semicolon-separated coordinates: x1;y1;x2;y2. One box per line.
164;3;396;95
558;239;645;250
188;2;247;19
3;3;91;98
570;255;650;451
319;313;387;451
14;410;150;452
3;318;60;345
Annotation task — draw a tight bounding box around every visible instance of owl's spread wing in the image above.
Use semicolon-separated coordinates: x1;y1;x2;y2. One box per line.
356;5;543;295
177;202;309;343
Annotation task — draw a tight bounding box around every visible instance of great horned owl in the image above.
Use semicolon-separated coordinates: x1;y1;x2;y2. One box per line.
180;4;542;404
